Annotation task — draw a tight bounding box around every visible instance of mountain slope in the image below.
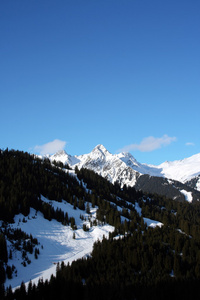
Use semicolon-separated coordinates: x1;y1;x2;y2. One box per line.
48;145;200;201
158;153;200;184
0;150;114;289
2;149;200;300
4;200;114;290
134;174;200;202
48;145;163;187
0;149;146;290
49;145;200;186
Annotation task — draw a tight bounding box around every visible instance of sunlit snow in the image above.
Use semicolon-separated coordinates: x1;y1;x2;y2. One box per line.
5;199;114;290
48;145;200;191
180;190;193;203
143;218;163;228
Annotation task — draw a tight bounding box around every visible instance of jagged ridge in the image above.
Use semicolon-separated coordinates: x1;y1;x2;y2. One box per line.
48;145;200;202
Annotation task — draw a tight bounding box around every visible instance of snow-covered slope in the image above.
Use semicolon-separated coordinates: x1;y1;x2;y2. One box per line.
75;145;139;187
4;179;162;291
5;197;114;290
49;145;162;187
158;153;200;184
48;150;80;166
48;145;200;192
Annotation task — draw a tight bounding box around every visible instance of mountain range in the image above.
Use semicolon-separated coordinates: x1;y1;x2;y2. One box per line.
47;144;200;203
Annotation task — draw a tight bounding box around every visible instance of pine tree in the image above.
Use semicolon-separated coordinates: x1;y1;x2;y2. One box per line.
86;202;90;214
0;233;8;263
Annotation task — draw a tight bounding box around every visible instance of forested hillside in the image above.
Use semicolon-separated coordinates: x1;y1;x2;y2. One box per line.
1;149;200;299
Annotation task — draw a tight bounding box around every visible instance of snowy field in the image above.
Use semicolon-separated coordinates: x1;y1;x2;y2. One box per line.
5;198;114;290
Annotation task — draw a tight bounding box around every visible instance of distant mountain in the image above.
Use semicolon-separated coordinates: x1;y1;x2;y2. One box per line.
185;174;200;191
48;144;200;202
158;153;200;184
48;144;163;186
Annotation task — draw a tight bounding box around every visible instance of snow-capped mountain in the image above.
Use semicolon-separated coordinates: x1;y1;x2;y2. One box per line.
48;145;163;187
48;150;80;166
74;144;140;187
48;144;200;192
158;153;200;185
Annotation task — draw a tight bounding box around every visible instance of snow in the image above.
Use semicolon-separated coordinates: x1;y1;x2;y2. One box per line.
48;145;200;191
180;190;193;203
143;218;163;228
5;199;114;290
134;202;142;216
48;145;148;187
4;194;165;291
158;153;200;184
4;194;163;290
197;178;200;191
4;145;199;291
49;151;80;166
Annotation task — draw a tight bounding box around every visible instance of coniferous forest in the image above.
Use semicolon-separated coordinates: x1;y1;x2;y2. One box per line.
1;149;200;299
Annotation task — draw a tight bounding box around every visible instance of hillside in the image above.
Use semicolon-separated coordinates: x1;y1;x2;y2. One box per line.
1;149;200;299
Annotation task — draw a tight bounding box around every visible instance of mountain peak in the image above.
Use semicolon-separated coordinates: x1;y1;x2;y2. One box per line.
53;150;67;157
118;151;140;169
47;146;200;192
92;144;110;155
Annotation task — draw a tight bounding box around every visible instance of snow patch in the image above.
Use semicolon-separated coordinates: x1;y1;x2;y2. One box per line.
180;190;193;203
196;178;200;191
143;218;163;228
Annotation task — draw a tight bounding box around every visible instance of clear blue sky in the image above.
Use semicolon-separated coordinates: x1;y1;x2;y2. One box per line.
0;0;199;165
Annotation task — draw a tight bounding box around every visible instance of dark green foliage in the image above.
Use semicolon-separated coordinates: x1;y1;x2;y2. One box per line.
3;148;200;299
82;224;89;231
0;149;80;223
76;167;142;204
0;149;91;235
0;262;6;285
70;217;76;229
5;228;200;300
5;265;12;279
0;148;141;228
135;174;200;202
51;159;71;170
34;248;40;259
0;233;8;263
141;192;200;240
86;202;90;214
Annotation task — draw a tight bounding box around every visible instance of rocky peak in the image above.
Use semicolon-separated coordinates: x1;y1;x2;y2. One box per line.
91;144;110;157
54;150;67;157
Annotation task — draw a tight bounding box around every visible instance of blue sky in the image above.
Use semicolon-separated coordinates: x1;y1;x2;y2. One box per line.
0;0;199;165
